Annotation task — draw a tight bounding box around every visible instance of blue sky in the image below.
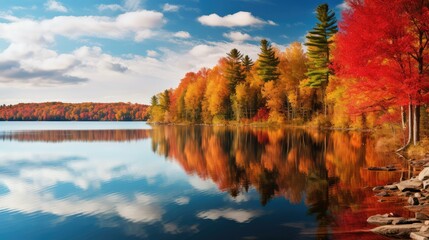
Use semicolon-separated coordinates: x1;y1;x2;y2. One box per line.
0;0;347;104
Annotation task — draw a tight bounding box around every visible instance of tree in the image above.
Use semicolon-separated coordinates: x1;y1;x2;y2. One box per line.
334;0;429;147
305;3;338;116
242;55;254;73
226;49;246;91
257;39;280;83
278;42;308;120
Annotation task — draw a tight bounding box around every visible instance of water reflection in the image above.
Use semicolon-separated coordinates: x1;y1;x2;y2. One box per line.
0;129;151;142
149;125;405;238
0;123;406;239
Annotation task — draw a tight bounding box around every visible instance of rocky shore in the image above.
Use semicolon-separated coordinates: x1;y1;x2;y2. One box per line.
368;158;429;239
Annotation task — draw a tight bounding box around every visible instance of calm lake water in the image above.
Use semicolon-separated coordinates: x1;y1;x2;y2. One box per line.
0;122;410;239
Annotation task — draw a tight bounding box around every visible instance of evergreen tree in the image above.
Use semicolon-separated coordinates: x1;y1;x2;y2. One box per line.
242;55;254;73
257;39;280;82
150;95;158;107
159;89;170;111
225;49;245;92
305;3;337;115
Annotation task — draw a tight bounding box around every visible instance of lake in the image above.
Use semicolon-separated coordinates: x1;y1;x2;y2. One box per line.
0;122;409;239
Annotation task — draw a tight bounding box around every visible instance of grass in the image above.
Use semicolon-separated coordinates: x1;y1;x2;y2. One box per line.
407;137;429;158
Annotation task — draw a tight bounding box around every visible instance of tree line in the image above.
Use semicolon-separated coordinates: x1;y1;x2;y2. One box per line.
149;1;429;148
0;102;149;121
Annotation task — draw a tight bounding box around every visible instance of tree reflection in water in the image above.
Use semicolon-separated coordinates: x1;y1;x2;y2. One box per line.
149;125;405;237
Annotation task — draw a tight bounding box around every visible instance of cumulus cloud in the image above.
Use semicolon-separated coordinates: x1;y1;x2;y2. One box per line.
198;11;276;27
173;31;191;39
197;208;262;223
146;50;159;57
174;196;190;205
223;31;252;42
0;11;165;45
45;0;68;13
163;3;180;12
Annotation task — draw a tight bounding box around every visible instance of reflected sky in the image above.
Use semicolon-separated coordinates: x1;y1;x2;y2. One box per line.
0;122;405;239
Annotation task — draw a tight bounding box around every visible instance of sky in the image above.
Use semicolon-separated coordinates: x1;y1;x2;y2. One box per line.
0;0;347;105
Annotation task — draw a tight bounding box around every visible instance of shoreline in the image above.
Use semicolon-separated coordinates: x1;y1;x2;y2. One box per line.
368;156;429;239
147;121;377;132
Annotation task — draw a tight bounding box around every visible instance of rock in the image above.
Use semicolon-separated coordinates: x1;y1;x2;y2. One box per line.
400;191;415;197
367;214;405;225
371;223;422;238
417;193;424;198
425;220;429;225
377;191;390;197
411;231;429;240
419;168;429;181
423;180;429;189
410;197;421;205
369;166;397;171
373;186;384;191
421;225;429;232
392;218;422;225
417;213;429;220
385;184;399;190
397;179;423;192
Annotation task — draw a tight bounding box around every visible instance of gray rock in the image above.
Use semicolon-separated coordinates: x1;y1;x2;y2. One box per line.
410;197;420;205
423;180;429;189
411;231;429;240
417;213;429;220
377;191;390;197
385;184;398;190
369;166;397;171
392;218;422;225
373;186;384;191
397;179;423;192
371;223;422;238
419;168;429;181
421;225;429;232
367;214;405;225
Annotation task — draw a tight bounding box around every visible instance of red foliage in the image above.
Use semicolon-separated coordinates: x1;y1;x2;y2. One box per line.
0;102;149;121
253;107;269;122
334;0;429;114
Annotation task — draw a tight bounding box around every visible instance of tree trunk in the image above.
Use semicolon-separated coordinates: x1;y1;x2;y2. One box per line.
397;102;413;152
401;106;406;129
323;87;327;117
413;105;420;145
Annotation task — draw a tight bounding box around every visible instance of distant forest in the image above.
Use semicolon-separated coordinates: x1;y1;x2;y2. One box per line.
0;102;149;121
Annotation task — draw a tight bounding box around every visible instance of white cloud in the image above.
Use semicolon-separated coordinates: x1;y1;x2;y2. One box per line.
197;208;262;223
98;4;124;12
45;0;68;13
174;196;190;205
198;11;276;27
135;29;156;42
0;10;287;104
146;50;159;57
163;3;180;12
223;31;252;42
173;31;191;39
336;2;351;11
0;11;165;45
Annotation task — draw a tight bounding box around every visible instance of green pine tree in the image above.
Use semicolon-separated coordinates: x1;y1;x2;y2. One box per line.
242;55;254;73
226;48;246;92
305;3;338;116
257;39;280;82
